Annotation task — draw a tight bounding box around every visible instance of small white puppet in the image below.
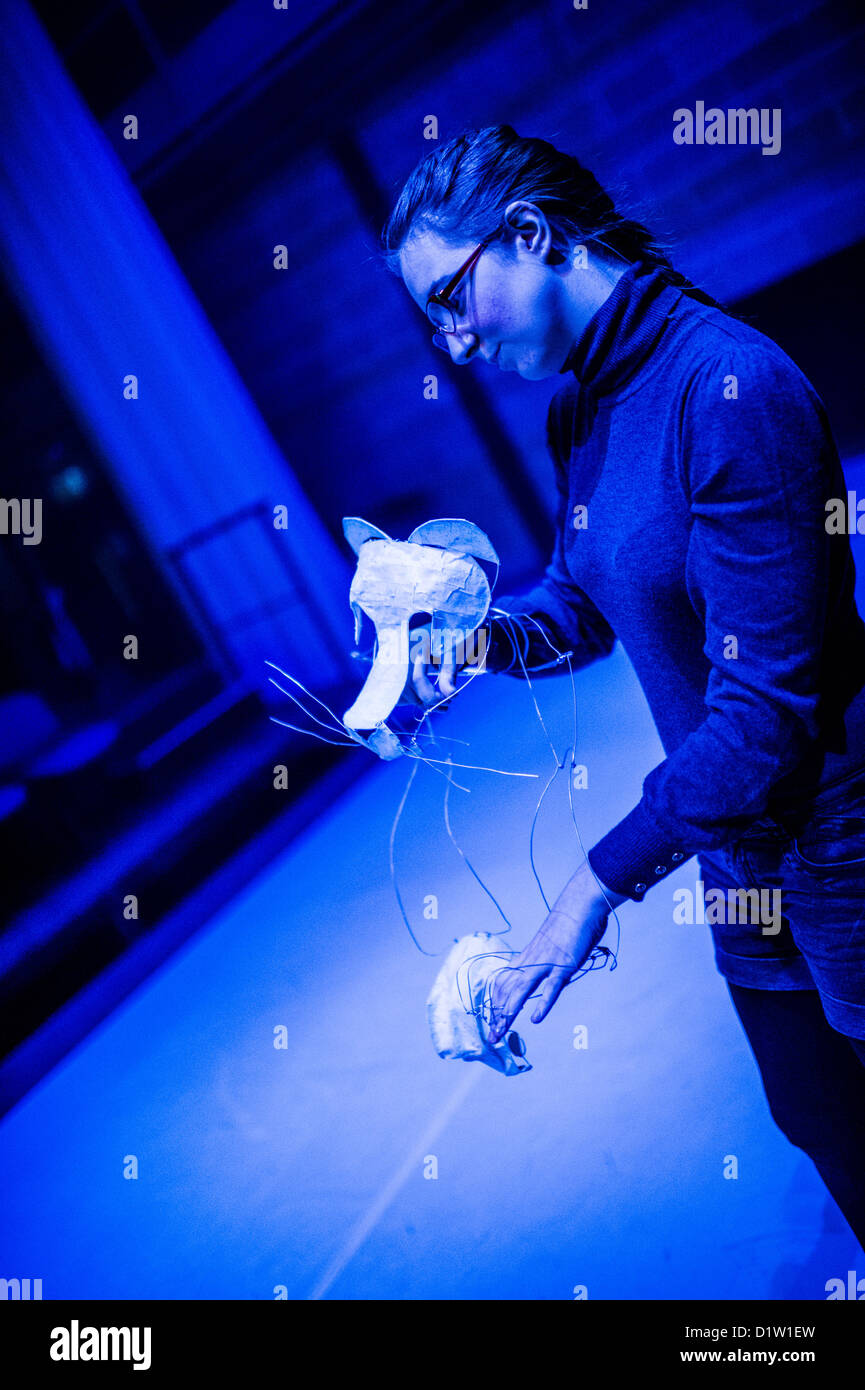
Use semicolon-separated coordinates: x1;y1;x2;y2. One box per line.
427;932;532;1075
341;517;499;759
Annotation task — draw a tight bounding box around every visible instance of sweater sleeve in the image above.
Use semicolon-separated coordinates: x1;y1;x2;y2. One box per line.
486;389;617;675
587;345;839;902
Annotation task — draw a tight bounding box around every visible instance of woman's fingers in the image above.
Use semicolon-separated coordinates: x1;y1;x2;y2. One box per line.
411;638;463;707
411;649;437;706
437;648;458;698
530;966;574;1024
408;625;473;709
485;900;610;1045
488;962;546;1044
489;961;573;1043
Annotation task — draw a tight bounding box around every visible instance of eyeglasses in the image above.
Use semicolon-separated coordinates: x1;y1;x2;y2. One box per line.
425;231;500;353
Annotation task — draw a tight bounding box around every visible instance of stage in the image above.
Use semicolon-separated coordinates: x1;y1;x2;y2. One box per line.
1;643;858;1300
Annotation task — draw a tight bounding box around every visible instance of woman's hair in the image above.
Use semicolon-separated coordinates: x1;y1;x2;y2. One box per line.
380;123;723;309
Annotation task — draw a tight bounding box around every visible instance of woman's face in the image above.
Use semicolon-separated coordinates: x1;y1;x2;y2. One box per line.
398;207;580;381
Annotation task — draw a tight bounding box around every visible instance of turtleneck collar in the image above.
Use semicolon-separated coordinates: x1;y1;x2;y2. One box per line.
561;260;687;398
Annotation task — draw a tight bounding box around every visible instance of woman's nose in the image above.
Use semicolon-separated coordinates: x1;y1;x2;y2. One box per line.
448;328;479;364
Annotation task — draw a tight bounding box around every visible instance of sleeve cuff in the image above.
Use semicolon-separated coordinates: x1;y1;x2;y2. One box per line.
587;800;693;902
491;588;580;650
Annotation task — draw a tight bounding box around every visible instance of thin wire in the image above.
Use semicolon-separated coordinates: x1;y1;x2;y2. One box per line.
500;613;621;972
442;757;513;933
457;951;612;1033
388;756;440;957
565;725;622;968
405;748;539;778
404;744;472;793
486;608;577;674
266;674;351;738
269;715;360;747
527;754;569;913
567;647;578;769
265;659;353;729
401;725;471;747
496;612;560;764
434;607;618;1008
481;948;616;1036
499;612;571;911
372;597;622;980
457;951;517;1017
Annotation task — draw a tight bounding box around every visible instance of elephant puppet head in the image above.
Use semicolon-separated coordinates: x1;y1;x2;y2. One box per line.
341;517;499;760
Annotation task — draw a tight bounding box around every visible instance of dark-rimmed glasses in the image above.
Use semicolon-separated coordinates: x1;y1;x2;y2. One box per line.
425;231;500;353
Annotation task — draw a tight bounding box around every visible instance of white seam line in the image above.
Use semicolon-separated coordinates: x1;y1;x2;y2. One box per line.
306;1066;484;1300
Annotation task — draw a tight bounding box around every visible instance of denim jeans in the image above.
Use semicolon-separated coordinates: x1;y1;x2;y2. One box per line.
698;761;865;1041
698;762;865;1248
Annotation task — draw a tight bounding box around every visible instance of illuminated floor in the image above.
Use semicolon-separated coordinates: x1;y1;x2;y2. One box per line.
0;645;861;1299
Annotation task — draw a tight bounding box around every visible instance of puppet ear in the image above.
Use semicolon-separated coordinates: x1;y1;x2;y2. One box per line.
407;518;499;566
342;517;391;555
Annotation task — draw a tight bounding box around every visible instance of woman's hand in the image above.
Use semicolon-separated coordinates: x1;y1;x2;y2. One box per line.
488;863;627;1043
406;621;486;709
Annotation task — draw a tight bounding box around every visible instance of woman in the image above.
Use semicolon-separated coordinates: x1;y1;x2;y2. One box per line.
380;125;865;1247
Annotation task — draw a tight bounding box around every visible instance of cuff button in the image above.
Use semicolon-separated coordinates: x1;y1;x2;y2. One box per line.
671;852;684;862
634;881;647;893
654;864;667;875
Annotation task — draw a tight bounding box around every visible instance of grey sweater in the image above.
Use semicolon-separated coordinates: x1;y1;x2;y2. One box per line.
489;260;865;902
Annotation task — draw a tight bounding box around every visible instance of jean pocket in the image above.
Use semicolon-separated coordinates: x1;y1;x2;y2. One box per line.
790;813;865;870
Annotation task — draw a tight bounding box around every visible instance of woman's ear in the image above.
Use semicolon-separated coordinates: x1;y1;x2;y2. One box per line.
503;200;559;262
